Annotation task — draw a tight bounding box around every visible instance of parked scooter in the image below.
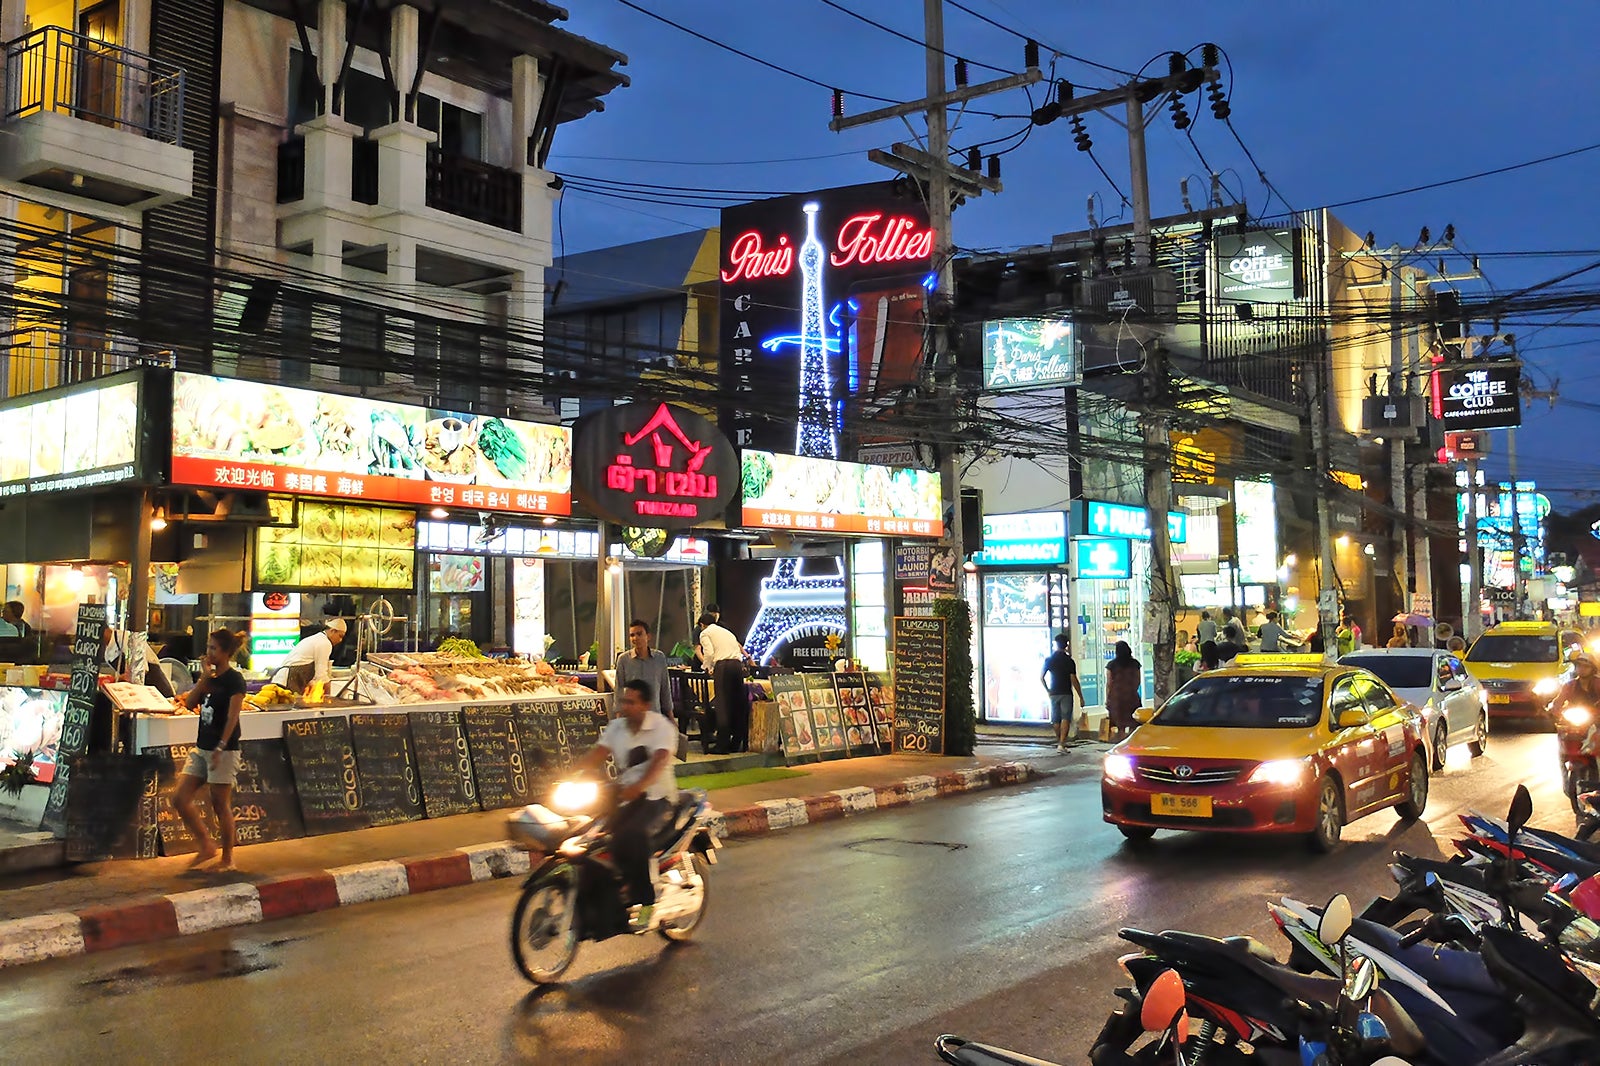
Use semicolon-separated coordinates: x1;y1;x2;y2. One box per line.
505;778;720;983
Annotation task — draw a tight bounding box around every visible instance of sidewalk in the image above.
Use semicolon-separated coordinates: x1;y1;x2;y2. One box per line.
0;746;1072;968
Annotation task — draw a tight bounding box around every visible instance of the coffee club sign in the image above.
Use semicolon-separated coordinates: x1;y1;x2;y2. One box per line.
571;402;738;531
1430;361;1522;431
1215;229;1301;303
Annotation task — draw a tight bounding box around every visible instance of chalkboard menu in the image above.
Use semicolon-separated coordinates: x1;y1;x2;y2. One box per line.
148;740;306;856
408;709;478;817
892;616;946;754
556;697;610;754
40;602;106;837
864;671;894;746
349;714;424;826
463;706;533;811
771;674;818;761
512;702;564;798
803;673;847;756
283;716;370;835
832;672;880;755
64;753;160;861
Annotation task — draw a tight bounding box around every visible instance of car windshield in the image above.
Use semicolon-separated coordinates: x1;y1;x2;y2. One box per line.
1467;635;1558;663
1342;655;1432;689
1156;675;1325;728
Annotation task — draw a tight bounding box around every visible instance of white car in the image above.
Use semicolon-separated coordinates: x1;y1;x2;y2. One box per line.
1340;648;1487;770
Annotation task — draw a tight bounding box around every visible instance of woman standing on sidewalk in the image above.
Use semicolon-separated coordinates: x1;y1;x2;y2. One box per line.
171;629;246;871
1104;641;1143;742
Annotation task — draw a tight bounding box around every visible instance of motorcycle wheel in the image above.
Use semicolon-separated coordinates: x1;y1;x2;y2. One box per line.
1308;775;1344;853
1566;766;1583;817
511;869;579;983
658;853;709;942
1468;711;1487;757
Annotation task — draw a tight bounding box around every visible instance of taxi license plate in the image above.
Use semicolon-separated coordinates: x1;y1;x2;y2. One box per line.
1489;694;1511;705
1152;793;1212;818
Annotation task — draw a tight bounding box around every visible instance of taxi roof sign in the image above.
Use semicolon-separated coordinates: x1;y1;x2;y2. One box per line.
1233;653;1329;667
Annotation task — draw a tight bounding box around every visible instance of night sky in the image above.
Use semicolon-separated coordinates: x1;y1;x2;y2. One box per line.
547;1;1600;509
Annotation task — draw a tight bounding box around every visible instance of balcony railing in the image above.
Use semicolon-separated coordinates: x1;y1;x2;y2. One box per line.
276;134;381;206
426;146;521;232
4;325;176;399
3;26;184;145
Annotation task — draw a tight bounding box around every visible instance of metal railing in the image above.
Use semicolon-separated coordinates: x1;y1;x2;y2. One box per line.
3;26;185;145
3;324;176;399
426;145;521;232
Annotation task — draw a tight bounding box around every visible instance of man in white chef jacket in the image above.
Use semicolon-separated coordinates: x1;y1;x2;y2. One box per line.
271;617;346;693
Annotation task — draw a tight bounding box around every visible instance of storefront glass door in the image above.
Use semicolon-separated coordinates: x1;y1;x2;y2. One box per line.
980;572;1068;723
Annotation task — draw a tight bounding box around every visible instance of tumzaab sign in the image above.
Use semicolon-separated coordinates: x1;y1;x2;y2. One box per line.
572;401;738;531
719;182;935;457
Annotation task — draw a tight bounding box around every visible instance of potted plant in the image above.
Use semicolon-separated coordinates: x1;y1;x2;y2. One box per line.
0;753;38;799
1174;649;1200;686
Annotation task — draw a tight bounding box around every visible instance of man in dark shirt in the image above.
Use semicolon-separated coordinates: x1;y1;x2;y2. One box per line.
172;629;247;870
1041;632;1087;750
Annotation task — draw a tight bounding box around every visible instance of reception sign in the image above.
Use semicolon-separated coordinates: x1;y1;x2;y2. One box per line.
740;450;941;537
170;374;572;516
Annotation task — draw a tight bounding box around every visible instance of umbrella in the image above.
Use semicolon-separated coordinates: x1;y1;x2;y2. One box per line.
1392;613;1434;627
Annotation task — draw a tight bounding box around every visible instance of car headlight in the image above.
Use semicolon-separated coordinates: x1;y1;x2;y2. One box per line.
1565;707;1595;728
551;779;600;814
1248;758;1309;786
1535;677;1562;697
1104;754;1137;782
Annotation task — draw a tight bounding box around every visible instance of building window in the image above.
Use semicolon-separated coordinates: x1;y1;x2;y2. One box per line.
339;304;384;387
278;289;313;384
417;96;483;161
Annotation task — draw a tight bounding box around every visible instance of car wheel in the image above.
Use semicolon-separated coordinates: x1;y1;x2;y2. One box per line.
1308;776;1343;853
1397;753;1429;821
1117;824;1156;843
1468;712;1488;758
1432;719;1449;772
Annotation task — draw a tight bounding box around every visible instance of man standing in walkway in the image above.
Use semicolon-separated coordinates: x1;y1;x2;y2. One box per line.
697;611;749;753
1041;632;1087;751
1196;610;1218;645
616;619;672;721
1258;610;1290;653
1221;608;1247;647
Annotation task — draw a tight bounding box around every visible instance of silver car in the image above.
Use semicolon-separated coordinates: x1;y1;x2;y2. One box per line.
1341;648;1488;770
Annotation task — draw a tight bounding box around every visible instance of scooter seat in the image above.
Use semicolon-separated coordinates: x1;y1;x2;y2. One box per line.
1221;935;1279;963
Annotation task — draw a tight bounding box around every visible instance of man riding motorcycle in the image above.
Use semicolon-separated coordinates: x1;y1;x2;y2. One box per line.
571;678;678;932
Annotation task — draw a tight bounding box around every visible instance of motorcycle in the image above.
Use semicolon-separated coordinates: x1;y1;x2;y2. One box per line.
1553;702;1599;814
946;970;1191;1065
505;778;721;983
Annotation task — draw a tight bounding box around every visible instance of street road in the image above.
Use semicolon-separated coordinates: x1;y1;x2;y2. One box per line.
0;732;1569;1064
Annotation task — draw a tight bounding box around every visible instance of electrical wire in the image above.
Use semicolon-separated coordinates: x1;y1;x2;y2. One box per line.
817;0;1016;76
943;0;1136;78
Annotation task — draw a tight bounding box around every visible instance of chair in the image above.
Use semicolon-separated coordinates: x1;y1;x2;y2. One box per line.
161;657;194;696
677;672;715;753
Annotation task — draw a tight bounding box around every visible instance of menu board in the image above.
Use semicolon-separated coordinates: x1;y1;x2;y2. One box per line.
0;376;141;497
40;603;106;837
63;753;161;862
349;714;424;826
148;740;306;855
892;616;946;755
170;372;573;517
802;673;847;755
408;709;478;817
283;716;371;835
512;702;565;795
462;706;534;811
864;671;894;746
771;674;818;761
832;672;880;755
556;697;610;754
740;450;941;538
256;497;416;590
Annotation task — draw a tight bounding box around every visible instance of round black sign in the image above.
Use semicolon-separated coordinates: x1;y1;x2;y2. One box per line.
572;402;738;531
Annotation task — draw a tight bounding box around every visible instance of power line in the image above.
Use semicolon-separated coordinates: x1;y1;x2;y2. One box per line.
1319;139;1600;212
943;0;1135;78
817;0;1017;76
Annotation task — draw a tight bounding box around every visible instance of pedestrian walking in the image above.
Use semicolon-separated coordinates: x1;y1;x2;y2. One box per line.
1104;640;1143;741
1196;610;1218;644
172;629;247;871
1220;608;1247;646
1258;610;1289;653
1336;613;1357;656
1387;621;1411;649
1041;632;1087;750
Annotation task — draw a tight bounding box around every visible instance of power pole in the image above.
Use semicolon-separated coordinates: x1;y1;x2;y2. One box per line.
830;3;1041;573
1508;427;1524;619
1465;456;1482;638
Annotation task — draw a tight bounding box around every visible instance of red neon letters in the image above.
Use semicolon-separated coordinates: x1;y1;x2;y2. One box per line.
720;211;933;282
720;231;794;283
604;403;722;519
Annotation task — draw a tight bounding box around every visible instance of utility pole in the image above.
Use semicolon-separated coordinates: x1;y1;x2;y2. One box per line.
830;3;1041;575
1465;457;1482;639
1508;428;1525;619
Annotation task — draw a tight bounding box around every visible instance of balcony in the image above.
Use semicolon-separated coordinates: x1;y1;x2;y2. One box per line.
277;134;379;206
426;145;521;232
4;324;176;400
0;27;193;209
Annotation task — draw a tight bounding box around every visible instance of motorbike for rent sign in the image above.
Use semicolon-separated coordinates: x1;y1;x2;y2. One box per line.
1431;362;1522;431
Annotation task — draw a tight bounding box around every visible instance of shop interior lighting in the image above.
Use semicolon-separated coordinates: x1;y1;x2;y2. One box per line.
149;507;168;531
430;507;449;519
541;516;558;526
1336;535;1351;548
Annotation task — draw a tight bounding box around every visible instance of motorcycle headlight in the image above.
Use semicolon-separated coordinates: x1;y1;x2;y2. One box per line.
1536;677;1563;697
551;779;600;814
1565;706;1595;728
1104;754;1137;782
1248;758;1309;786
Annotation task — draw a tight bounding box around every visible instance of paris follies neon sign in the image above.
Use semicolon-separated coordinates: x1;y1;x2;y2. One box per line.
719;211;936;283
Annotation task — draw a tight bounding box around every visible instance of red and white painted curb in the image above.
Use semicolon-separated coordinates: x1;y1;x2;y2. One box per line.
0;761;1041;970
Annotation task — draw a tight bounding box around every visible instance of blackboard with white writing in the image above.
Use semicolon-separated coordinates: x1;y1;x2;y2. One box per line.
40;602;106;836
408;709;478;818
284;716;370;835
892;616;946;755
349;713;424;826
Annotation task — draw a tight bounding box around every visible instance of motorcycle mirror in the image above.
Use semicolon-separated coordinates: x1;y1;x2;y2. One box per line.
1508;784;1533;836
1318;893;1354;946
1345;955;1378;1001
1139;969;1187;1039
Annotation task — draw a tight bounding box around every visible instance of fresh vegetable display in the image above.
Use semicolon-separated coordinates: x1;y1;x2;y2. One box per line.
437;637;485;659
476;417;528;480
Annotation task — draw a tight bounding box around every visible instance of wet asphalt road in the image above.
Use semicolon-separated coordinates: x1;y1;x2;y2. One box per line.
0;731;1571;1065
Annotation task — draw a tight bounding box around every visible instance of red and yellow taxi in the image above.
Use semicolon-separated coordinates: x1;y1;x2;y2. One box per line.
1101;655;1430;851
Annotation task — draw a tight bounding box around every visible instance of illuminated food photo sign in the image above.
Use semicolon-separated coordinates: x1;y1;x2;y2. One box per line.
740;450;942;538
718;182;935;456
1215;229;1301;303
982;319;1080;391
255;497;416;590
572;402;739;531
0;373;143;497
170;374;572;516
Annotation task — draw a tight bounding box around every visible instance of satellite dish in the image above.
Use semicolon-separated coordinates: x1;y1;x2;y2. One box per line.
1433;622;1455;643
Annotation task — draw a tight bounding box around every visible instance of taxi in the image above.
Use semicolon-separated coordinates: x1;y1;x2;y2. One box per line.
1101;655;1429;852
1464;620;1583;720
